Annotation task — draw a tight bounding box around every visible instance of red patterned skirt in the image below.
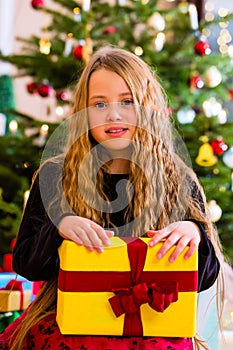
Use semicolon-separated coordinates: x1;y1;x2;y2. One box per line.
0;311;193;350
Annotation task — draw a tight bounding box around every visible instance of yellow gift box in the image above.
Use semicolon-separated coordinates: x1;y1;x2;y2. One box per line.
0;289;31;312
57;237;198;337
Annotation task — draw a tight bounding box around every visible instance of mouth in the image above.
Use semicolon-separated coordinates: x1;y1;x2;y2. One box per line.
105;127;128;136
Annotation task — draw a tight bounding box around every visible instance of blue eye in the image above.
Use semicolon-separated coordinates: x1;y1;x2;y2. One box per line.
95;102;107;109
121;99;134;106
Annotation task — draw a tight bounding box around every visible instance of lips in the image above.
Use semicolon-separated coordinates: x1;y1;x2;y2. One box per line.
105;127;128;136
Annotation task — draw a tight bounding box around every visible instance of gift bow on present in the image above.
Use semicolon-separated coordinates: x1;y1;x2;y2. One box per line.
107;238;179;335
0;280;24;310
109;280;178;317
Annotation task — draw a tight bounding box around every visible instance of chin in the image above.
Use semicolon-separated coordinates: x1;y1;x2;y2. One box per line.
105;138;132;149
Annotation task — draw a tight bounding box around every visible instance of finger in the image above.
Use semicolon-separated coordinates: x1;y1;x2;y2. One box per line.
184;240;199;260
58;227;83;245
94;227;113;247
106;230;115;238
155;233;180;259
147;230;156;238
84;225;107;252
75;226;99;252
65;230;84;246
167;237;191;262
88;221;113;246
148;227;172;247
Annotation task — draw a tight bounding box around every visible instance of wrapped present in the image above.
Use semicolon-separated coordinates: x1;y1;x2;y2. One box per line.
57;237;198;337
0;272;33;291
0;280;31;312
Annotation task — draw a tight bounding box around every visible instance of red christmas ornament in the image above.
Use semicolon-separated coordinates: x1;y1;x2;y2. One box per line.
55;90;69;101
189;75;204;89
37;83;53;97
26;82;38;94
102;26;116;35
31;0;45;9
194;40;212;56
228;89;233;100
73;45;83;60
11;238;17;250
210;138;228;155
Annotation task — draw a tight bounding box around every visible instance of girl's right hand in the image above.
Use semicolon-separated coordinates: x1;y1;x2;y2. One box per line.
57;215;114;253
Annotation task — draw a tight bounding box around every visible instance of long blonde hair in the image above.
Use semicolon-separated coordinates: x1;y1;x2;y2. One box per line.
47;46;217;236
11;46;223;349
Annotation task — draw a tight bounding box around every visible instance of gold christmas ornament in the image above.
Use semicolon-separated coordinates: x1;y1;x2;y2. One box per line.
134;46;143;56
39;37;51;55
195;143;217;167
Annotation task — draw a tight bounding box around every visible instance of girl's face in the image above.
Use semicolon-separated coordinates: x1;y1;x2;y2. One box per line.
88;69;137;152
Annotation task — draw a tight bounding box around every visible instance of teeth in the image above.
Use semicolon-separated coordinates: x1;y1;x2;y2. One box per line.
108;129;124;132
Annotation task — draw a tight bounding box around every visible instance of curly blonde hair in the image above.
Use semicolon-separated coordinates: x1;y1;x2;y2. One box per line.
49;46;216;236
11;46;223;350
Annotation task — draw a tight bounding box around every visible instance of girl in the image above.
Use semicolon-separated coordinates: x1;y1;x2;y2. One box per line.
1;46;221;349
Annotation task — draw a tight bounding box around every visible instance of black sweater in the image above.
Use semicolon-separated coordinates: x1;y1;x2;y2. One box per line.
13;162;220;292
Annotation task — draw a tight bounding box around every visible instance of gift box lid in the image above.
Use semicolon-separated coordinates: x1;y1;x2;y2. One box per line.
59;237;198;272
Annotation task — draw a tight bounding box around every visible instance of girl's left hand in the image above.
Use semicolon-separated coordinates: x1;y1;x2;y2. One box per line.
147;221;202;263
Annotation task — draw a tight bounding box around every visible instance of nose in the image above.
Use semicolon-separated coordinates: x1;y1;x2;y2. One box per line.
106;102;122;121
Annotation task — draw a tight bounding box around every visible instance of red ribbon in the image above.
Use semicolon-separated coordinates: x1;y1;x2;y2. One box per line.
108;238;178;335
0;280;24;310
109;280;178;318
58;238;198;336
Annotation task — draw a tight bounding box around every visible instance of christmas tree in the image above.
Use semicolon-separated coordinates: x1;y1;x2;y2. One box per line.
0;0;233;261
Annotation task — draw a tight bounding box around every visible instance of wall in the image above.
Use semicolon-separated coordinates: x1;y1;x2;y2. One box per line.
0;0;57;122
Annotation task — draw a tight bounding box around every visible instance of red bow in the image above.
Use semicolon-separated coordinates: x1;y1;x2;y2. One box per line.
1;280;23;291
108;238;180;336
109;280;178;317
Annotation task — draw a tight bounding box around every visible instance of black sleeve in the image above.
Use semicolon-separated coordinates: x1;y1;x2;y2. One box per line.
195;221;220;292
188;180;220;292
12;162;73;281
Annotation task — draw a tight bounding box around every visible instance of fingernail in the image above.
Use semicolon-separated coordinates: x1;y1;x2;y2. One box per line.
97;247;104;254
169;256;175;263
157;252;162;259
149;240;155;247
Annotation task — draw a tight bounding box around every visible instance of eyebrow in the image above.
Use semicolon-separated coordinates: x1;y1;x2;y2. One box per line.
89;92;132;101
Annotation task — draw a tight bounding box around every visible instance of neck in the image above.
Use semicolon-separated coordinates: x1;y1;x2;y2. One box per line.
107;158;130;174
